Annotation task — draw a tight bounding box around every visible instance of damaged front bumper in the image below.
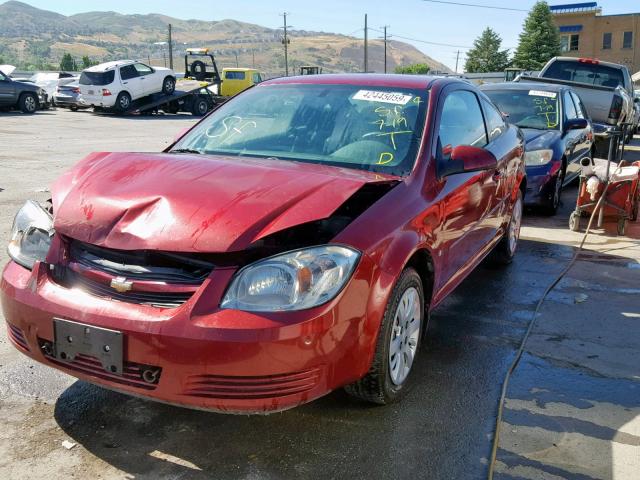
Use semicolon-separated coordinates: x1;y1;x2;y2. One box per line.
1;250;380;414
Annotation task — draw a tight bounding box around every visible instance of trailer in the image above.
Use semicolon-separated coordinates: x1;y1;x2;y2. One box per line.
93;80;225;116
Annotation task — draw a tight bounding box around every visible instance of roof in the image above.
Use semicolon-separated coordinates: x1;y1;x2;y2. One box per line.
261;73;445;89
479;82;567;93
222;68;258;72
84;60;135;72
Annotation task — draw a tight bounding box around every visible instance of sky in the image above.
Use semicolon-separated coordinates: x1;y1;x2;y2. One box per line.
18;0;640;71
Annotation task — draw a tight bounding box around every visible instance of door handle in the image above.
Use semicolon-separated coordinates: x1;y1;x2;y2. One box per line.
123;81;128;84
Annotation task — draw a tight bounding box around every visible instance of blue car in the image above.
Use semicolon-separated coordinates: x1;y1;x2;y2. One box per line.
480;82;593;214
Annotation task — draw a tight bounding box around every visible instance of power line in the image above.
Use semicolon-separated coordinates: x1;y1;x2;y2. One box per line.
422;0;528;12
369;27;472;49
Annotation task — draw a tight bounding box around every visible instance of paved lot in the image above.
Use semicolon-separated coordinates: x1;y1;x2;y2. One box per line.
0;109;638;479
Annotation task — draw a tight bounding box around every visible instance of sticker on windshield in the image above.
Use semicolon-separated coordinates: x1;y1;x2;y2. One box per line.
353;90;413;105
528;90;557;99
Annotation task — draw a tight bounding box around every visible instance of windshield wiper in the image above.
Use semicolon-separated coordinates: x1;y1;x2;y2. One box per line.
171;148;201;154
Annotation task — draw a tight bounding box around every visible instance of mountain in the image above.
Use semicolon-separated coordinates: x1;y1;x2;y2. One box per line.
0;1;451;75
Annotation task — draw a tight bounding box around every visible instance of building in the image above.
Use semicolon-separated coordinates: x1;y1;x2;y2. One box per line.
550;2;639;76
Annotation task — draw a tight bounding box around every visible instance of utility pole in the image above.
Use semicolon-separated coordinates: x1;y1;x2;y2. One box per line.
455;50;460;73
364;14;368;73
281;12;290;76
168;24;173;70
382;25;389;73
235;53;239;67
252;49;255;68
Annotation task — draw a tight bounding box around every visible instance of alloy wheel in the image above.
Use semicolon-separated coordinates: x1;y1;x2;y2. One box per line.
508;195;523;255
388;286;421;385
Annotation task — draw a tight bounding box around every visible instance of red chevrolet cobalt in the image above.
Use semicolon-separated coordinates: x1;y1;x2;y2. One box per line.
2;75;525;413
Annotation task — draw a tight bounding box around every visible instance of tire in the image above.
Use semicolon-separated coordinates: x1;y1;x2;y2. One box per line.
162;76;176;95
70;104;78;111
115;92;131;113
617;218;627;236
493;189;523;265
569;211;581;232
190;61;207;81
544;167;565;215
344;268;425;405
18;93;38;114
192;97;209;116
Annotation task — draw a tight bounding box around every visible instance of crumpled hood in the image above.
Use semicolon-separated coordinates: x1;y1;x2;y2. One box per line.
52;152;396;252
522;128;560;151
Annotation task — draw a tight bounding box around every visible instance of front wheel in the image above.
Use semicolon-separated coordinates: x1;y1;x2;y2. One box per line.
344;268;425;405
544;168;564;215
19;93;38;114
493;189;523;265
162;77;176;95
191;97;209;116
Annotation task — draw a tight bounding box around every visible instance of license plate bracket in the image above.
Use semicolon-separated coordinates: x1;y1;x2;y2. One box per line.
53;318;124;375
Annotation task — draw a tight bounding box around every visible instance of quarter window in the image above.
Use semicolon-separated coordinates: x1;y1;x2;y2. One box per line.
623;31;633;49
602;32;612;49
563;91;578;120
252;73;262;84
481;98;507;142
439;90;487;156
134;63;153;76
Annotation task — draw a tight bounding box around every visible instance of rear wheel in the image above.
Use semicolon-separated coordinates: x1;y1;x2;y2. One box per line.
115;92;131;113
493;190;523;265
344;268;424;405
19;93;38;114
191;97;209;116
70;104;78;111
162;76;176;95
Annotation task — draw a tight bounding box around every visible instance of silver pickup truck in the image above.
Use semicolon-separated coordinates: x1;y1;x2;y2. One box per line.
518;57;637;142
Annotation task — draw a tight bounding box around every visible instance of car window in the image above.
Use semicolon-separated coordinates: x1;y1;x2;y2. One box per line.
225;71;246;80
79;70;115;86
543;60;624;88
120;65;138;81
252;73;262;84
0;72;6;81
484;89;560;130
134;63;153;76
481;98;507;142
570;92;586;119
171;84;429;177
438;90;487;156
563;91;578;120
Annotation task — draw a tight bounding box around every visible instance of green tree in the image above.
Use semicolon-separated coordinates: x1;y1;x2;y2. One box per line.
81;55;95;69
59;53;77;72
464;28;510;73
513;1;561;70
394;63;430;74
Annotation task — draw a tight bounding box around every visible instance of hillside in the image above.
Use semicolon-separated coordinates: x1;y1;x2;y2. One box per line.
0;1;451;75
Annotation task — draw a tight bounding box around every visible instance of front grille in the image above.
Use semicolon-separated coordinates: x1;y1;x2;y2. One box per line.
40;341;161;391
184;368;322;399
7;323;30;352
50;240;215;308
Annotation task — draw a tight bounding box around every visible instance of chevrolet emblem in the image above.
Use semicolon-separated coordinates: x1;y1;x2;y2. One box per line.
110;276;133;293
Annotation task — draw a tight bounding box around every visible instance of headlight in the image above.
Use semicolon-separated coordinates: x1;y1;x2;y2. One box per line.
8;200;54;270
524;149;554;166
221;245;360;312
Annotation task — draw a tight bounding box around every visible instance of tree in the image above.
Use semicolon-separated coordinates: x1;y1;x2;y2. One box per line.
81;55;96;69
59;53;77;72
464;28;510;73
513;1;561;70
394;63;430;74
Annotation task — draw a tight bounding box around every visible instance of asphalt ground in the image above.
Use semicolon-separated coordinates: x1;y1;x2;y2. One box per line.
0;109;638;479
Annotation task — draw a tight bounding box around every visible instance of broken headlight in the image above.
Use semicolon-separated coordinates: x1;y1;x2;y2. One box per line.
221;245;360;312
8;200;54;270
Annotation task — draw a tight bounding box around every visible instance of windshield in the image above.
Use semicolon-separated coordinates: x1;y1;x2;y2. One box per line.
80;70;115;86
543;60;624;88
484;89;559;130
171;84;428;176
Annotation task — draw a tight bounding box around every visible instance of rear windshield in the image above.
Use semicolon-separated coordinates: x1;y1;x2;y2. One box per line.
79;70;115;86
543;60;624;88
171;84;428;177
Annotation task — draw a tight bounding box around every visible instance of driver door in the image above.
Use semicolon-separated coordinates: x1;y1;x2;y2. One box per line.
133;63;155;96
434;88;497;291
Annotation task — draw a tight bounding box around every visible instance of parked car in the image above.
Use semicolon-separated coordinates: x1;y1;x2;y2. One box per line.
521;57;636;143
0;67;47;113
2;74;525;413
53;80;88;111
79;60;176;112
481;82;593;214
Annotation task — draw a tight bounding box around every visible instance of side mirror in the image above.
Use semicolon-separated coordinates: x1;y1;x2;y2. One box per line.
564;118;588;131
440;145;497;177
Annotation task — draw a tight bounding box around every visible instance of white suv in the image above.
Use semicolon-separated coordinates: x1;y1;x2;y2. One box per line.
79;60;176;112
